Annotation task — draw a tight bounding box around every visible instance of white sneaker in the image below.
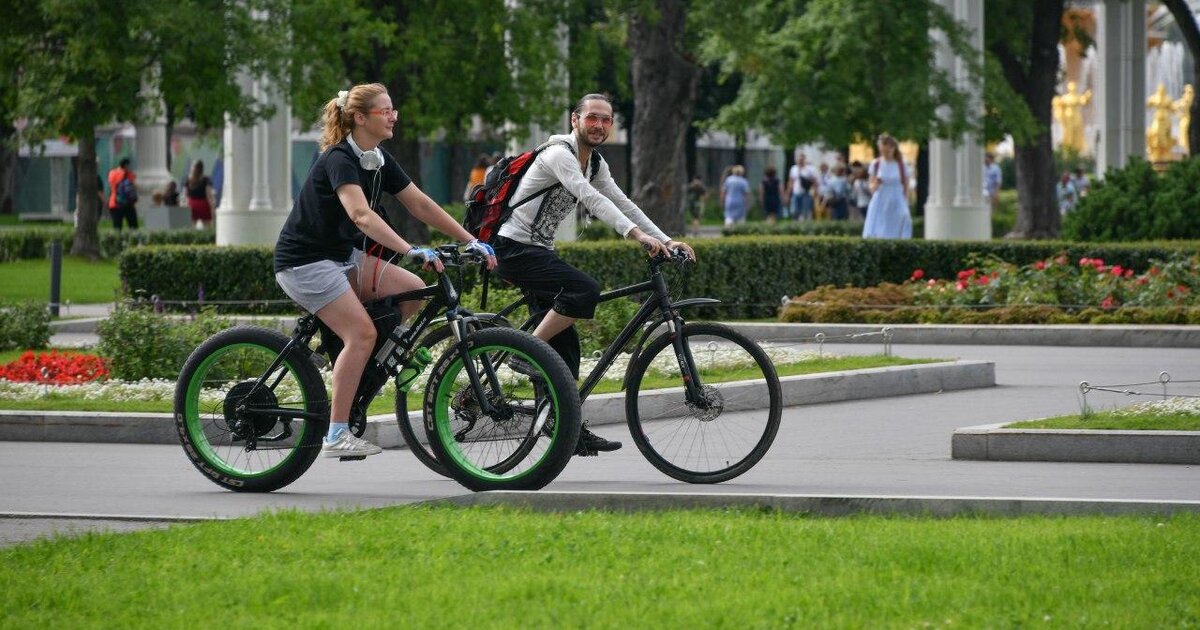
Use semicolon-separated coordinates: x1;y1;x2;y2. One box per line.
322;431;382;458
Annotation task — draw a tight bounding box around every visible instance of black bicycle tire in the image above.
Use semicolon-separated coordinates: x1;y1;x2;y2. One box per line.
396;325;456;478
422;327;581;491
174;326;329;492
624;322;781;484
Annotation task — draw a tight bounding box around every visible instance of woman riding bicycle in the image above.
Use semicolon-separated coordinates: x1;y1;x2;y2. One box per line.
274;82;496;460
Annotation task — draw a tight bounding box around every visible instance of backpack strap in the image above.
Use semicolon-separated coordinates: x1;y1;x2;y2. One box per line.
508;140;599;210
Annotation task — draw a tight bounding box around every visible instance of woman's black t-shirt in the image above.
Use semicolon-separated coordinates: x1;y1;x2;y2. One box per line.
274;140;412;272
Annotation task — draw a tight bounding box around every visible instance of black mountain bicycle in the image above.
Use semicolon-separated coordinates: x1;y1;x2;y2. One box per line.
399;250;782;484
173;245;581;493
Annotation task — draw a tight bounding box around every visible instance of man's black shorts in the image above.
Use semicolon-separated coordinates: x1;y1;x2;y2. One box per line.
493;236;600;320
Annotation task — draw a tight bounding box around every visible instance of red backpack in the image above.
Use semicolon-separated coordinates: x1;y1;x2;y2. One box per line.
463;140;600;243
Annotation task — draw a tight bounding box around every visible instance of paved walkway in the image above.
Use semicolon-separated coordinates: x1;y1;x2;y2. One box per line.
6;304;1197;545
2;342;1198;546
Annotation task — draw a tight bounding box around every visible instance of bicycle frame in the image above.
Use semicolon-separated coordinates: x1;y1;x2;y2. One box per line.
488;255;719;406
236;250;506;436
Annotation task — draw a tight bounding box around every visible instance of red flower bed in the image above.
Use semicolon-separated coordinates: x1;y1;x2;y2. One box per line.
0;350;110;384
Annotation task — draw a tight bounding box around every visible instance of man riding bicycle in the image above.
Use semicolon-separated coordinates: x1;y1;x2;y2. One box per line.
493;92;696;455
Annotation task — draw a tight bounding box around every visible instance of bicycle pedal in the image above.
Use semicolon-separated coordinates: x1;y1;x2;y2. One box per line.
338;455;367;462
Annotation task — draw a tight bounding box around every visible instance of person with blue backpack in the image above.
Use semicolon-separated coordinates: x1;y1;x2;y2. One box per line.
273;82;497;460
489;92;696;456
106;158;139;230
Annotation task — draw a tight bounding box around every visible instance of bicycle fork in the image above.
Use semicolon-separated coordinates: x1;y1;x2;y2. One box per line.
447;314;509;421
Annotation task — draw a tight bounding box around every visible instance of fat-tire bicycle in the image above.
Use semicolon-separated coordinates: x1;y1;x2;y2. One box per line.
173;245;582;493
398;249;783;484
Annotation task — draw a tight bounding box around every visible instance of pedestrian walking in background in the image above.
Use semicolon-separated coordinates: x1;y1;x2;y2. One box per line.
106;157;139;231
464;153;490;201
1071;167;1090;198
786;153;818;221
849;161;871;221
185;160;216;229
983;152;1002;212
862;134;912;239
720;165;751;226
814;162;831;220
1056;171;1077;216
824;164;850;221
760;166;783;224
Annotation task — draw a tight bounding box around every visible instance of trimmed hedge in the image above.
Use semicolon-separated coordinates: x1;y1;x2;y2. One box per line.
120;236;1200;318
0;227;214;262
722;213;1017;240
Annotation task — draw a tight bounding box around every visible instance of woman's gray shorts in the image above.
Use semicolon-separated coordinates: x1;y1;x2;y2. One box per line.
275;249;365;314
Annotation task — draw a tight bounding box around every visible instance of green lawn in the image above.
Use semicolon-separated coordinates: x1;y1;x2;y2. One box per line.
1008;411;1200;431
0;355;935;413
1;507;1197;627
0;256;121;303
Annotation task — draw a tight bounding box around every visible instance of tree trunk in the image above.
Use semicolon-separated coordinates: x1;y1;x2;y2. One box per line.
71;134;101;260
0;123;15;215
1163;0;1200;156
628;0;699;235
1010;138;1059;238
998;0;1063;239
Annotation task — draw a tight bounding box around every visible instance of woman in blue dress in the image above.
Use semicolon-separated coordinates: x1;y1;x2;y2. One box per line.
862;134;912;239
721;165;751;226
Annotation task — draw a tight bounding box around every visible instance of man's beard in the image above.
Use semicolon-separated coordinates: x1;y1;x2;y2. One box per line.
575;126;607;149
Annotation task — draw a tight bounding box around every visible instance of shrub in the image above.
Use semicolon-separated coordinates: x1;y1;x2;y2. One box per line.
0;227;214;262
121;237;1200;319
0;300;51;351
96;305;233;380
1063;157;1200;242
779;253;1200;324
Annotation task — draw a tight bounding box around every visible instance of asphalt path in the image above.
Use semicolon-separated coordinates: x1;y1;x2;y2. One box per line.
2;342;1198;545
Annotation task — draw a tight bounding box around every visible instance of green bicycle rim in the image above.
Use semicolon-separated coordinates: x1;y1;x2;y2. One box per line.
184;343;309;478
432;345;559;482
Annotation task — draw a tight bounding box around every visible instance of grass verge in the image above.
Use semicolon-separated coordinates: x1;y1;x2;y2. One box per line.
2;506;1198;627
0;256;121;303
0;355;936;414
1007;411;1200;431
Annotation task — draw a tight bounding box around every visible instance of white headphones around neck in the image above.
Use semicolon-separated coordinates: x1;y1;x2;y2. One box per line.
359;149;383;171
346;134;384;171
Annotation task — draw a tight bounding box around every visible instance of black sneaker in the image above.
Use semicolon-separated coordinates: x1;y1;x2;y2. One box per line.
576;427;622;456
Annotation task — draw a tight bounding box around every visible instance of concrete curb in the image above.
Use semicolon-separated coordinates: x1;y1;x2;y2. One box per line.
725;322;1200;348
952;422;1200;465
430;491;1200;517
0;360;994;445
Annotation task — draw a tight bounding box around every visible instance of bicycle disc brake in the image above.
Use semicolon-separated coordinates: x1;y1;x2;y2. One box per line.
687;384;724;422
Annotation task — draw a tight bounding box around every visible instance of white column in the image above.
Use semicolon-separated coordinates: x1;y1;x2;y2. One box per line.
925;0;988;240
1095;0;1146;174
133;99;173;206
216;75;291;246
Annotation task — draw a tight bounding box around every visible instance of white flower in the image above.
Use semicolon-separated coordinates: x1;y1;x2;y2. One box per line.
336;90;349;111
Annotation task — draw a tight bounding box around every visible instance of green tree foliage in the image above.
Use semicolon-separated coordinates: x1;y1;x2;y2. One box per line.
10;0;389;258
692;0;982;148
1063;157;1200;242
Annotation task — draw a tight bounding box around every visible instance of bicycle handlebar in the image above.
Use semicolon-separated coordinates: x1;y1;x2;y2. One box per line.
651;248;693;267
431;243;487;267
